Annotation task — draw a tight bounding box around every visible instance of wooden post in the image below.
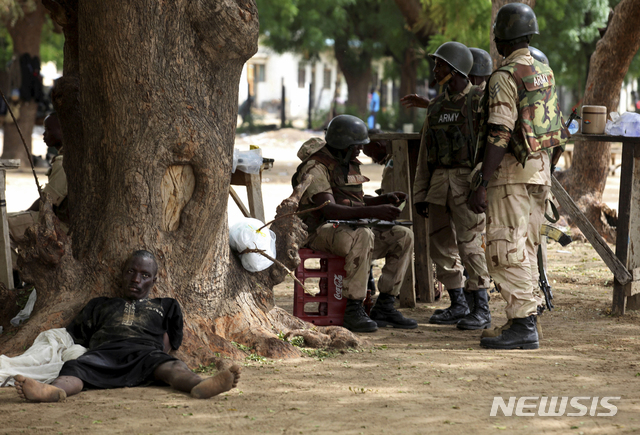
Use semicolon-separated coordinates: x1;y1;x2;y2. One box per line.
391;139;415;308
244;170;266;223
0;159;20;289
617;141;640;313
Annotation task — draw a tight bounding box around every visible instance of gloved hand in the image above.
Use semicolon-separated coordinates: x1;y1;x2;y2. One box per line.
415;202;429;218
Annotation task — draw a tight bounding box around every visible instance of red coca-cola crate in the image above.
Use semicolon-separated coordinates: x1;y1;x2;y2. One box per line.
293;249;348;326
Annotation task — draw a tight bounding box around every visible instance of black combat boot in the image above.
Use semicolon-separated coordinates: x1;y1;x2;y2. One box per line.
343;299;378;333
429;288;470;324
457;289;491;330
370;293;418;329
480;316;539;349
433;290;474;315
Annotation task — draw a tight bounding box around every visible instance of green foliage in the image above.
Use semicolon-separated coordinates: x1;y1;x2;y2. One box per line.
257;0;407;60
534;0;611;96
0;0;37;26
423;0;492;53
0;26;12;66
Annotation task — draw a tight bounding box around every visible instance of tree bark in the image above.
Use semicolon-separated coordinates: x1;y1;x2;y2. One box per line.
334;35;373;116
560;0;640;242
0;0;365;364
489;0;535;71
2;2;47;166
399;45;418;126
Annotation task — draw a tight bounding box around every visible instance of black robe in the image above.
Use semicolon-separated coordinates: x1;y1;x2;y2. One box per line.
59;297;183;389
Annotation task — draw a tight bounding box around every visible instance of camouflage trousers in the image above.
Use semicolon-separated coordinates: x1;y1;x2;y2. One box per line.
428;192;490;292
486;183;549;319
308;223;414;300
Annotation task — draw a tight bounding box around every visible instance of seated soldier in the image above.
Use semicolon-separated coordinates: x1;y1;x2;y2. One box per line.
14;250;240;402
292;115;417;333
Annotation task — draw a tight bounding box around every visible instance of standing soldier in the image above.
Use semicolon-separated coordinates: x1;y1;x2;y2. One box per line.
469;4;569;349
468;48;493;89
413;42;492;330
292;115;417;333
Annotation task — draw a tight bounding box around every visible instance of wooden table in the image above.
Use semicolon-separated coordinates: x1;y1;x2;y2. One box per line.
369;133;434;307
567;134;640;314
229;159;273;223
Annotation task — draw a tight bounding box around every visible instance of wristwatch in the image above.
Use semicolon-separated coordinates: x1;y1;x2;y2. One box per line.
471;171;489;191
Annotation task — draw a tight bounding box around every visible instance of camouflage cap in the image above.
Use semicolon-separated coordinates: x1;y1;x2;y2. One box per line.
528;46;549;65
429;41;473;78
324;114;370;150
469;48;493;76
494;3;539;42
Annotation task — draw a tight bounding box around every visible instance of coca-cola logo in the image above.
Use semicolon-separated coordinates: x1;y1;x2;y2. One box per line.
334;274;343;300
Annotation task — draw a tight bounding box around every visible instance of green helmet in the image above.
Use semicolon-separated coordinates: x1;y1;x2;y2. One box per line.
528;46;549;65
429;41;473;78
494;3;539;42
325;114;370;150
469;48;493;76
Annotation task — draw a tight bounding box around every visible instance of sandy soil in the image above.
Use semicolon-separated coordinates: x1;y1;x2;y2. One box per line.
1;129;638;434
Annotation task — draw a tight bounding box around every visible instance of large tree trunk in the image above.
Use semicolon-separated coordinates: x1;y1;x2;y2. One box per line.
334;35;373;116
0;0;364;364
560;0;640;242
399;45;418;126
2;2;47;166
489;0;535;71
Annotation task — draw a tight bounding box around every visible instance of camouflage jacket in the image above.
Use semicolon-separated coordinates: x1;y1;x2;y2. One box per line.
495;59;569;165
292;138;369;233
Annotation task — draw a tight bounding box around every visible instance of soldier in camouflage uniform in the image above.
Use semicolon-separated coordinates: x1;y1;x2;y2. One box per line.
413;42;492;330
292;115;417;333
469;4;569;349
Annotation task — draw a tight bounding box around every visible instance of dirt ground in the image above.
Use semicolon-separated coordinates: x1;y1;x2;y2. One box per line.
1;130;638;434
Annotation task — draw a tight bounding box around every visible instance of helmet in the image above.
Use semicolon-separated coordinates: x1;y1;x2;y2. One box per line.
469;48;493;76
324;115;370;150
429;41;473;78
494;3;539;42
528;46;549;65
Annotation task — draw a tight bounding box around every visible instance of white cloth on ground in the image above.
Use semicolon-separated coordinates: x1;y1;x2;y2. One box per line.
0;328;87;386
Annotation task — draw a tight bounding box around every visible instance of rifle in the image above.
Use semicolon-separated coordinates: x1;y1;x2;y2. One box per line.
538;224;572;311
326;219;412;228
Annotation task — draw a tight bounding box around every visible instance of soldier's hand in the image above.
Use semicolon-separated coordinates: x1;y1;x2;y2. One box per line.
415;202;429;218
386;191;407;206
370;204;401;221
400;94;430;109
468;187;487;214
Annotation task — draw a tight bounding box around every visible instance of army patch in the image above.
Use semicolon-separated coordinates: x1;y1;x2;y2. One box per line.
437;113;461;123
533;74;549;87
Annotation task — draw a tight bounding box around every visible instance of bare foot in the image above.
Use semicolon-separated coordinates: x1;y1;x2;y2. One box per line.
190;364;241;399
14;375;67;402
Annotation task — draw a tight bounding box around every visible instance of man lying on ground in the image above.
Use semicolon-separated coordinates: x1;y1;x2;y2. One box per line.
14;250;240;402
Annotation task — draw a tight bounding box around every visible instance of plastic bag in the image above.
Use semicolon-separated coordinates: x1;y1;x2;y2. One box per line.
229;217;276;272
233;148;262;174
0;328;87;386
605;111;640;137
10;289;37;326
